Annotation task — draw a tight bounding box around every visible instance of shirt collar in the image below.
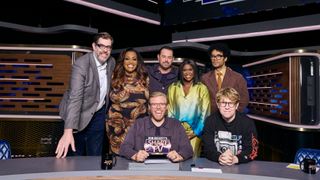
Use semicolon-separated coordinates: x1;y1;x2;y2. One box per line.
93;53;107;69
153;64;178;75
215;66;226;76
147;117;169;129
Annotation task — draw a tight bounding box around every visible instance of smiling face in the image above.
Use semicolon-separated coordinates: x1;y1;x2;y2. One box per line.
182;64;194;83
217;96;239;123
123;51;138;74
149;95;167;123
92;38;112;64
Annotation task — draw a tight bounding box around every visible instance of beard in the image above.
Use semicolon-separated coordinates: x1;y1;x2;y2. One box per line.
97;51;110;64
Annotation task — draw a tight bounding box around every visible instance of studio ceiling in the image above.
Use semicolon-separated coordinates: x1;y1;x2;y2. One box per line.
1;0;320;58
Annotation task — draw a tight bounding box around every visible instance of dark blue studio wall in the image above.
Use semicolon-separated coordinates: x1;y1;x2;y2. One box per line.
163;0;320;26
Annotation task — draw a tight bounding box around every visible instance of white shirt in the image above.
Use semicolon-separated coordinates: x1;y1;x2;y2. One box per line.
93;54;108;111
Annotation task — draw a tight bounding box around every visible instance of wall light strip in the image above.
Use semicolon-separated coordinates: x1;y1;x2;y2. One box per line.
0;45;91;52
65;0;160;25
247;114;320;130
242;52;320;67
220;0;245;5
0;21;97;34
0;78;30;81
0;114;61;119
173;24;320;43
0;63;53;66
249;101;278;107
0;98;45;100
172;14;320;43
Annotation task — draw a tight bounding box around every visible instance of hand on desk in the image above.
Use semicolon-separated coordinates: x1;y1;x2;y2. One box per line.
131;150;183;163
55;129;76;158
218;149;239;166
132;150;149;162
167;150;183;162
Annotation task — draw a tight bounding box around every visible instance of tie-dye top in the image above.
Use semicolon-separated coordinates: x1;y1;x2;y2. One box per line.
167;82;211;136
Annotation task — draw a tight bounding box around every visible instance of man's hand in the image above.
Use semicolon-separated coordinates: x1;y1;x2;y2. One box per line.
55;129;75;158
131;150;149;162
167;150;183;162
218;149;235;166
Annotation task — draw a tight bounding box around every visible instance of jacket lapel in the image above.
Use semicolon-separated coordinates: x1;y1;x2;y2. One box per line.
209;71;217;90
90;53;100;101
106;57;114;94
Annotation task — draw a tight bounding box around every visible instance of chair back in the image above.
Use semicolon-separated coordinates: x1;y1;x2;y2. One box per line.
294;148;320;166
0;140;11;160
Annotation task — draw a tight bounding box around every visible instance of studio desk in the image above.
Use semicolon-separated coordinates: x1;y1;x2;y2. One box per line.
0;156;318;180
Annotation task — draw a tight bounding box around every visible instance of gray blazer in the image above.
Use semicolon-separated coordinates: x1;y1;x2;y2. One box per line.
59;52;115;132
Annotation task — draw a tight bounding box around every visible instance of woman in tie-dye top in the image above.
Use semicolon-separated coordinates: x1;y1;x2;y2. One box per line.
168;59;211;156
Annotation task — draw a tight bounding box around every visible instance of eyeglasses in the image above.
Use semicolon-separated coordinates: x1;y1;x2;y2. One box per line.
219;101;237;108
149;103;166;108
210;54;224;60
96;43;112;51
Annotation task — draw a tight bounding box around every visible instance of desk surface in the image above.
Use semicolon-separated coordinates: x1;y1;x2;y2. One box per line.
0;156;318;180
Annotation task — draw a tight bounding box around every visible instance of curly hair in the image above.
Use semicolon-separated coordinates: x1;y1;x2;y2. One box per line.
111;48;148;90
208;43;230;59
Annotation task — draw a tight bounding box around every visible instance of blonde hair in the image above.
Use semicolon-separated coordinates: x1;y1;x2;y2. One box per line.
149;91;167;104
216;87;240;103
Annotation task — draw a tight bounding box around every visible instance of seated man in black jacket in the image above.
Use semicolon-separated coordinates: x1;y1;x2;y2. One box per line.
202;87;258;165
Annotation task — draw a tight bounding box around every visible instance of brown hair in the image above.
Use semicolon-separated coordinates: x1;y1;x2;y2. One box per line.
93;32;113;44
149;91;167;104
111;48;148;90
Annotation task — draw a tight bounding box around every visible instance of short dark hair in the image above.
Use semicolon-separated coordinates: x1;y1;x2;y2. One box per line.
208;43;230;58
158;46;173;55
178;59;200;85
93;32;113;44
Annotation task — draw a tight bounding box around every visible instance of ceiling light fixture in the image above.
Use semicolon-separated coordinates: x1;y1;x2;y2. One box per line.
148;0;158;4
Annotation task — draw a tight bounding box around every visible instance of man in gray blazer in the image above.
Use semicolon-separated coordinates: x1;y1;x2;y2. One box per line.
55;32;116;158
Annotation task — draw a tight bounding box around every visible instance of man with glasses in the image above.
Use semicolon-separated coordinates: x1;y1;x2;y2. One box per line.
202;88;258;165
201;43;249;112
56;32;115;158
119;91;193;162
148;46;179;94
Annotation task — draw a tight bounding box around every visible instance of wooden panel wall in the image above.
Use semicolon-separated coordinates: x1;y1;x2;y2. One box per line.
290;57;301;124
246;58;290;122
0;54;71;115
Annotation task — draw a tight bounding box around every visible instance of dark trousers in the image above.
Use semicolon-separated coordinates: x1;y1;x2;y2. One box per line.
73;105;106;156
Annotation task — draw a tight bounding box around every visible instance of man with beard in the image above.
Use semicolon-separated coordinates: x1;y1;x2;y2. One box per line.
148;46;179;94
56;32;116;158
201;43;249;113
119;92;193;162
